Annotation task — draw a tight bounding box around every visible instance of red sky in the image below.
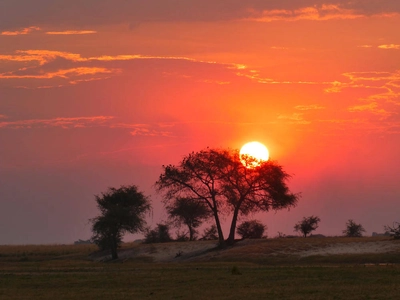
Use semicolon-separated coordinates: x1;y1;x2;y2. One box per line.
1;0;399;244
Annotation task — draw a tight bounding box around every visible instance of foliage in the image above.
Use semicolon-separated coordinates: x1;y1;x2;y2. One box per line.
167;197;211;241
201;225;219;240
384;222;400;239
294;215;321;237
144;223;173;243
342;219;366;237
155;148;299;246
236;220;266;239
90;185;151;259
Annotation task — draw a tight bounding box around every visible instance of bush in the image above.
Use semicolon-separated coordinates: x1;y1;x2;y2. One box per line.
384;222;400;239
201;225;218;240
343;219;365;237
144;224;173;243
237;220;266;239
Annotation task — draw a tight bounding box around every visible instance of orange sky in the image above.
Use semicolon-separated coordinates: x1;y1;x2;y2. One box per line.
1;0;399;243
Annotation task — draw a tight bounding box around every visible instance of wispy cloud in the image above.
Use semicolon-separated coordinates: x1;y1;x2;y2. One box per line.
0;26;40;36
0;116;114;129
247;5;364;22
277;113;311;124
295;105;325;111
0;67;115;80
378;44;400;50
348;102;391;117
45;30;97;35
111;123;174;137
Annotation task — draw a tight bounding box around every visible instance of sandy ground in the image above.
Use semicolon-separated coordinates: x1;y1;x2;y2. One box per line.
297;240;400;257
92;238;400;262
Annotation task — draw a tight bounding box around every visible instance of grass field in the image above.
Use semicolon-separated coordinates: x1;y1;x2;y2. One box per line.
1;238;400;299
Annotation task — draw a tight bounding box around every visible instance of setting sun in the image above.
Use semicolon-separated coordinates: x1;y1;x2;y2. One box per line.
240;141;269;167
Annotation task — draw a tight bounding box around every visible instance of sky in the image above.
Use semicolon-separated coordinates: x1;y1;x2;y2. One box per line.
1;0;399;244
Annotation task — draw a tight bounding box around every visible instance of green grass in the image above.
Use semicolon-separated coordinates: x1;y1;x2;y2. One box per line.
1;238;400;299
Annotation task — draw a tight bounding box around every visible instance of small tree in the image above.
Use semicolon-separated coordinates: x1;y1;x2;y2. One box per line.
343;219;366;237
144;223;173;243
384;222;400;239
167;197;211;241
237;220;266;239
90;185;151;259
294;215;321;237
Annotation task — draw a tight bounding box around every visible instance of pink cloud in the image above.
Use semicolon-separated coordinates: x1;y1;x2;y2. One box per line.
0;26;40;36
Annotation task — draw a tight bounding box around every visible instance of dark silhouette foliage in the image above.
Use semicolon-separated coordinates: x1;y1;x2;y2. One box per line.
144;223;173;243
167;197;211;241
90;185;151;259
294;215;321;237
236;220;266;239
342;219;366;237
201;225;218;240
384;222;400;239
155;148;299;246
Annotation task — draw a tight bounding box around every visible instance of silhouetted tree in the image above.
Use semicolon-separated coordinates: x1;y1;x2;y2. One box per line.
167;197;211;241
384;222;400;239
237;220;266;239
90;185;151;259
155;148;299;246
201;225;218;240
144;223;173;243
343;219;365;237
294;215;321;237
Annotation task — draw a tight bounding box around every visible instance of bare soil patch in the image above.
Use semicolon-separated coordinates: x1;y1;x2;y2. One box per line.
91;237;400;263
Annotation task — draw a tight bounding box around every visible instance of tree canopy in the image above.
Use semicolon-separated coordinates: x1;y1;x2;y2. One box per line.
90;185;151;259
155;148;299;246
294;215;321;237
343;219;366;237
167;197;211;241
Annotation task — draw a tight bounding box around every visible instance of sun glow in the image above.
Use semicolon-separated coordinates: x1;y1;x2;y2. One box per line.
240;141;269;167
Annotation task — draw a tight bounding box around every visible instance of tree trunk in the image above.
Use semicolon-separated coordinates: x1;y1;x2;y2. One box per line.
226;206;240;245
188;225;194;241
213;210;225;247
111;237;118;260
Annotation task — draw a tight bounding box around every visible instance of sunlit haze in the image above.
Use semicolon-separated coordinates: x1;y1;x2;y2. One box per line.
1;0;400;244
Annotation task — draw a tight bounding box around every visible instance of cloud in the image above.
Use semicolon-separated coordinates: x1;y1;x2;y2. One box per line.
45;30;97;35
0;26;40;35
348;102;391;117
0;67;115;80
0;114;7;119
0;0;399;31
110;123;174;137
277;113;311;124
295;105;325;111
378;44;400;50
0;49;247;88
0;116;114;129
248;4;365;22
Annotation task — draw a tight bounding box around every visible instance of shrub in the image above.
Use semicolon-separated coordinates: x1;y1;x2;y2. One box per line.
237;220;266;239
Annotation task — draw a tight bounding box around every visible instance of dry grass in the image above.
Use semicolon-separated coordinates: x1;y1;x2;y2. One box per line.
1;237;400;299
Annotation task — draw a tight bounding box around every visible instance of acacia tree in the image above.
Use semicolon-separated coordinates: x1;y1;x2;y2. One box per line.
90;185;151;259
167;197;211;241
343;219;365;237
294;215;321;237
155;148;299;246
